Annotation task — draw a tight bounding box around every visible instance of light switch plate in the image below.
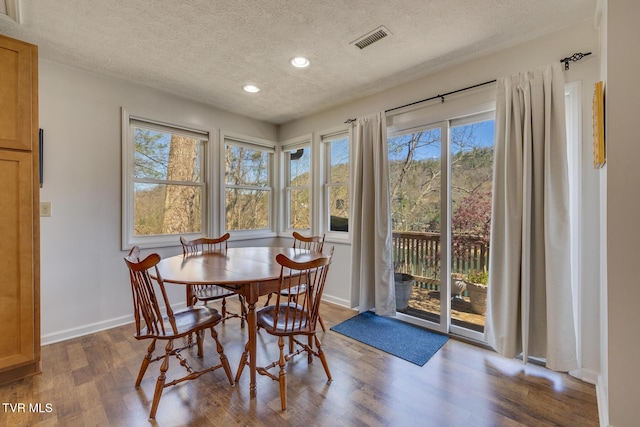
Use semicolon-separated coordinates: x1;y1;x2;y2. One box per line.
40;202;51;217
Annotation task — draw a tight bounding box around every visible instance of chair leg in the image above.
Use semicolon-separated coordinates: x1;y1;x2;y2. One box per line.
196;329;204;358
239;295;247;328
264;293;273;307
136;339;156;387
221;297;227;322
277;336;287;411
318;314;327;332
187;297;199;347
234;340;250;383
211;327;234;385
149;340;172;419
314;335;332;382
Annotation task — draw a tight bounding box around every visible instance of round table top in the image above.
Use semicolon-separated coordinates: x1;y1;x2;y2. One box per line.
155;246;322;285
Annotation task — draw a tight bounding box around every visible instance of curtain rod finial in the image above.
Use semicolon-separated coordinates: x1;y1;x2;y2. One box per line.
561;52;592;70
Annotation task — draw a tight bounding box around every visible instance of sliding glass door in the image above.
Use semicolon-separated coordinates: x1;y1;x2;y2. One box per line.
389;122;447;332
389;112;494;341
449;115;494;340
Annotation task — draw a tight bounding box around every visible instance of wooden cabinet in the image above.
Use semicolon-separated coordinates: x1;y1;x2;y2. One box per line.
0;35;40;385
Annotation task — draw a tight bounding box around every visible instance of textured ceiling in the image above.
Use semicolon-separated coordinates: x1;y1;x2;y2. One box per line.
0;0;595;124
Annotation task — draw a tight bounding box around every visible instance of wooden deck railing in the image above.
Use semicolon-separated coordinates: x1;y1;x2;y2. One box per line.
392;231;488;290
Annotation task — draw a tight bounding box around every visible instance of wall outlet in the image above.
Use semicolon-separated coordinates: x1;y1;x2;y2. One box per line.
40;202;51;217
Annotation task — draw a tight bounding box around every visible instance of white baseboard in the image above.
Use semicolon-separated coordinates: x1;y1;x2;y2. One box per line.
41;314;134;346
580;367;600;385
322;294;351;308
41;301;187;346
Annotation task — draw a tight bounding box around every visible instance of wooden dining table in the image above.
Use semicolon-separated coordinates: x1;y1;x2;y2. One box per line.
153;246;323;398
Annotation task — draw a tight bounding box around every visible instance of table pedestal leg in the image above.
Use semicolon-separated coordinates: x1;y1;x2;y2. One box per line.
247;299;257;398
186;285;194;306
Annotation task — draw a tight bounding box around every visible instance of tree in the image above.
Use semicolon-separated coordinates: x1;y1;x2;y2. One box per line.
388;123;493;233
225;145;270;230
133;128;202;236
133;129;167;236
451;189;491;274
287;148;310;229
134;129;165;180
162;135;201;234
388;129;442;232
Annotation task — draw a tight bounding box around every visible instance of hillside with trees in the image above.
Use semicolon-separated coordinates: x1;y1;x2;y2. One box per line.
388;123;493;236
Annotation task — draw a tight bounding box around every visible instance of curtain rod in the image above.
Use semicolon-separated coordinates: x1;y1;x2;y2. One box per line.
344;51;592;123
385;79;496;114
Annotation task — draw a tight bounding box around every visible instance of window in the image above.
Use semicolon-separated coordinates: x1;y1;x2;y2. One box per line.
323;132;349;233
224;136;274;232
283;141;311;230
388;125;443;233
122;113;208;249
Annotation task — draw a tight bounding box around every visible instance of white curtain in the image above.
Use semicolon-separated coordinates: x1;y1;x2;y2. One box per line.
485;62;577;372
350;112;396;317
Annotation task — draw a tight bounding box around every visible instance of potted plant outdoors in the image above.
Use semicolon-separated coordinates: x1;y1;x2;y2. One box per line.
394;272;415;312
450;273;467;300
465;268;488;315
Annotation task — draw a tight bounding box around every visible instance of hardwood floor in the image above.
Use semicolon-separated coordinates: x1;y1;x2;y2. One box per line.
0;299;599;426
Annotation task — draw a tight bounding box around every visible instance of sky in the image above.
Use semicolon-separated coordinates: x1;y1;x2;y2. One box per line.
388;119;495;162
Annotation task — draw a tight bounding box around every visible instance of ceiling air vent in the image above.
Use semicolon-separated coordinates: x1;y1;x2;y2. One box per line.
351;26;391;50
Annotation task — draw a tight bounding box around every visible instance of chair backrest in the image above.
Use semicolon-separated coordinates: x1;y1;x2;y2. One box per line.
292;231;325;253
272;247;334;332
124;246;176;337
180;233;230;256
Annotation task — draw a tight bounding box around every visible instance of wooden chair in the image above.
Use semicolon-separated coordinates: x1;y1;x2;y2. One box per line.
263;233;325;311
270;231;327;331
236;247;334;411
124;246;234;419
292;231;325;252
180;233;247;328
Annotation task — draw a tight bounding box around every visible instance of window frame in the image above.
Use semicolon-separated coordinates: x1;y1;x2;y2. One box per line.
121;108;211;250
564;81;583;377
321;129;350;240
281;135;312;234
221;131;277;239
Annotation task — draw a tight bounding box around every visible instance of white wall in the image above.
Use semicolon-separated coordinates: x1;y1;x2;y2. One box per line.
606;1;640;426
280;19;602;384
38;60;278;344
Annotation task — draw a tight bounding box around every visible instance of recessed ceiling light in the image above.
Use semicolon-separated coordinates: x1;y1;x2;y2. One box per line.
290;56;310;68
243;84;261;93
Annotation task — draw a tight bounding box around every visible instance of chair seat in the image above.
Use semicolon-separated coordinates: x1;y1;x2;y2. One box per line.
193;284;236;301
257;303;312;335
135;306;222;340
